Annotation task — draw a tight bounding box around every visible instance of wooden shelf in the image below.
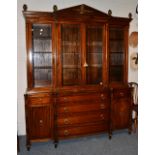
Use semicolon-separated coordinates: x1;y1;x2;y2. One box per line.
33;51;52;53
109;38;124;41
34;66;52;69
33;37;51;40
62;66;81;69
109;65;123;67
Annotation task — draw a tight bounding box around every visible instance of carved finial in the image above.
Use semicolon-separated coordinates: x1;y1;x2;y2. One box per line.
108;9;112;16
128;12;132;19
53;5;58;12
23;4;27;11
80;4;85;14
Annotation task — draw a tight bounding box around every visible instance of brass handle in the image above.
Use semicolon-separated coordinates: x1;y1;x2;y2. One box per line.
100;104;105;109
64;130;69;136
119;92;124;96
64;118;69;124
100;114;104;120
63;107;69;112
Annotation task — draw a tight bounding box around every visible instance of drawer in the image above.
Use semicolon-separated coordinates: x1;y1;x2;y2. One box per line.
112;88;131;98
58;93;109;103
57;111;109;127
58;123;108;138
28;96;51;105
57;102;109;114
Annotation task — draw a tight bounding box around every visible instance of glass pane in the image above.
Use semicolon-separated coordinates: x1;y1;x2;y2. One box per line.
109;66;123;82
109;28;124;82
110;53;124;66
86;26;103;84
62;68;81;86
33;53;52;67
32;24;52;87
61;24;81;86
34;68;52;86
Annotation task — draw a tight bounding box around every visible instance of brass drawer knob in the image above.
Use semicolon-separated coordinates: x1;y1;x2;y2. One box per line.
39;120;43;123
39;98;42;101
64;118;69;124
64;130;69;136
63;107;69;112
63;97;67;101
100;104;105;109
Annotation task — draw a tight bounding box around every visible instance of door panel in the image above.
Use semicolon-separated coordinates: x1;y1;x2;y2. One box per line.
111;88;132;130
109;27;125;83
86;26;104;84
61;24;81;86
27;105;52;139
32;24;53;87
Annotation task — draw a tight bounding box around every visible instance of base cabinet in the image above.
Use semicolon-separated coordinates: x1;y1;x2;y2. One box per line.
25;87;132;150
25;94;54;150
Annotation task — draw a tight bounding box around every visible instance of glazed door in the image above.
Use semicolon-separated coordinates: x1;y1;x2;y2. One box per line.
28;23;53;88
61;24;81;86
86;25;104;85
109;27;126;83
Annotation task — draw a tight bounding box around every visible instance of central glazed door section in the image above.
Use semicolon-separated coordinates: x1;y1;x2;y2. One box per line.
86;26;104;85
61;24;81;86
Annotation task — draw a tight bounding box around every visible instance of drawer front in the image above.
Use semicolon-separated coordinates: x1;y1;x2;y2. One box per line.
57;102;109;114
58;93;109;103
28;96;51;105
57;111;109;127
58;123;108;138
112;88;131;98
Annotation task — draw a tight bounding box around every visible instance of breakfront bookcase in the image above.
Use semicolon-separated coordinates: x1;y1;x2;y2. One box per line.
23;4;132;150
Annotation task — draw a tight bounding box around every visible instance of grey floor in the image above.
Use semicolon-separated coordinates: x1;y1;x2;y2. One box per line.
18;130;138;155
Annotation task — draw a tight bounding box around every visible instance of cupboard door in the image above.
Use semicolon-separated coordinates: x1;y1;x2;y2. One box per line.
109;27;125;82
61;24;81;86
27;105;52;140
111;89;132;130
32;24;52;87
86;26;104;84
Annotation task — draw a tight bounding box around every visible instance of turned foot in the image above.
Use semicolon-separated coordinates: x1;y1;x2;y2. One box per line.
26;138;31;151
108;132;112;139
109;134;112;139
54;143;58;148
26;145;31;151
